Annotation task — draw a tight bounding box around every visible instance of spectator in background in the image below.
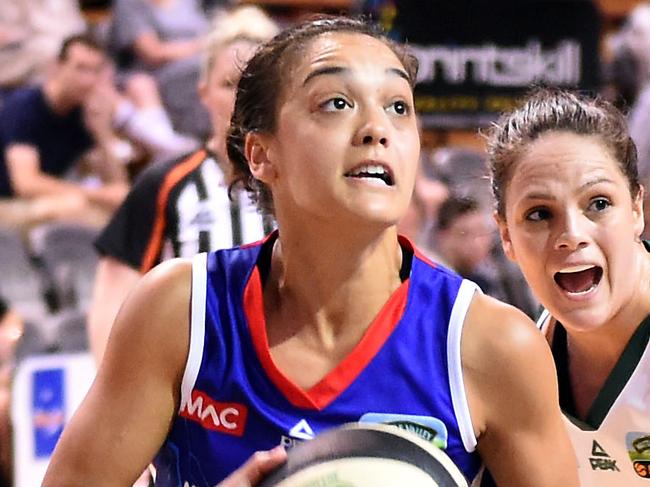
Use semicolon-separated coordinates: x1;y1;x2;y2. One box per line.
432;195;538;317
433;196;500;295
87;5;278;364
617;2;650;239
397;157;448;260
0;34;129;232
621;3;650;176
0;0;198;167
0;0;85;97
108;0;211;138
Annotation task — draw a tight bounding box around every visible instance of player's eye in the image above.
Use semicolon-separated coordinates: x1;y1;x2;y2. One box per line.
588;197;611;213
386;100;409;116
525;207;552;222
321;97;352;112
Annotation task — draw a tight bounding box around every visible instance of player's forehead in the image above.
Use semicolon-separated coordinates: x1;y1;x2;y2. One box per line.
294;32;407;80
275;31;410;109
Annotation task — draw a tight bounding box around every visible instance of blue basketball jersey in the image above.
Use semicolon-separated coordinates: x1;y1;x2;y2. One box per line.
154;234;483;486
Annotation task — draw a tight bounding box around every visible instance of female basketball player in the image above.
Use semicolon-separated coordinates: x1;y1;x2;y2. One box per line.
488;88;650;485
43;17;577;487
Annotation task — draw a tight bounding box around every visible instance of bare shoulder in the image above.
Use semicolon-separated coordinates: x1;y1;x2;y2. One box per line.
99;257;194;384
460;294;578;485
461;293;558;435
463;293;549;369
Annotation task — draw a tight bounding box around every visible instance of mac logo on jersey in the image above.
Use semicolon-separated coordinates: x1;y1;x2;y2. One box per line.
281;419;315;448
180;390;248;436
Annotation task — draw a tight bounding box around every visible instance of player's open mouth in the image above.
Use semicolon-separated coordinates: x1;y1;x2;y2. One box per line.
554;264;603;294
345;163;394;186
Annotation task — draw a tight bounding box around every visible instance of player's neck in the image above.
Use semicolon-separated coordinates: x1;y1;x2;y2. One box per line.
264;225;403;345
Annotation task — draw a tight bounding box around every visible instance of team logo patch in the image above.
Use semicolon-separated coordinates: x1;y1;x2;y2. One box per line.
626;432;650;479
359;413;448;449
281;419;316;448
180;390;248;436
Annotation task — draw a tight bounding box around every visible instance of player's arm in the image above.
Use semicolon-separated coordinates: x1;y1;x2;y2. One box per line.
87;256;141;364
463;293;578;487
42;258;192;486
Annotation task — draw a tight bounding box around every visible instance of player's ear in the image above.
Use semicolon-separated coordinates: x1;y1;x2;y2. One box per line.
245;132;278;185
494;211;516;262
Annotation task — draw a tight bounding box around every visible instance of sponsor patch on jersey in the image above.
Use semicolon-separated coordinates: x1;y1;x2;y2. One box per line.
588;439;620;472
626;432;650;479
180;390;248;436
358;413;448;449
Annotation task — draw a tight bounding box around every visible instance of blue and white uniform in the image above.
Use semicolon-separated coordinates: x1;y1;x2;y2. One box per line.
154;233;484;486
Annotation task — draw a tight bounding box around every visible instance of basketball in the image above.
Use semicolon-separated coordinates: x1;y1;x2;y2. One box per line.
258;423;469;487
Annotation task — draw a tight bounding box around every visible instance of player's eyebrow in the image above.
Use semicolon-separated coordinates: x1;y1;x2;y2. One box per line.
520;177;616;202
303;66;410;86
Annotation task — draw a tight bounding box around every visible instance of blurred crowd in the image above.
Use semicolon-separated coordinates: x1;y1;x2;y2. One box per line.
0;0;649;485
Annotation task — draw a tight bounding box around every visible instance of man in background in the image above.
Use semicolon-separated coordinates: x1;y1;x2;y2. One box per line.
0;34;128;231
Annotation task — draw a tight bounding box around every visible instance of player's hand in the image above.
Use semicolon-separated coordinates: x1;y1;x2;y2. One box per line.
215;446;287;487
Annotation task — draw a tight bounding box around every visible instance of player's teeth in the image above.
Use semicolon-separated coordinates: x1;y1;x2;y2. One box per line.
559;264;595;274
349;165;386;176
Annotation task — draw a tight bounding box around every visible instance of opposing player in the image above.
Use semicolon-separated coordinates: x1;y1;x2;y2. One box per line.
43;17;577;486
488;88;650;485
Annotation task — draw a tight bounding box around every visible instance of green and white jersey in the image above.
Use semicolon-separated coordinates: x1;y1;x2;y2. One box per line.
538;310;650;485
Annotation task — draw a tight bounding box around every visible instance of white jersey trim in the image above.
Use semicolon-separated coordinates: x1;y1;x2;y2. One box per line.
447;279;479;452
180;252;208;412
536;308;551;333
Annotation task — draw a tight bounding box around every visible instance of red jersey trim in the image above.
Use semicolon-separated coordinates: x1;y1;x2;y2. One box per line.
398;233;436;268
240;230;278;250
140;149;207;273
244;265;410;411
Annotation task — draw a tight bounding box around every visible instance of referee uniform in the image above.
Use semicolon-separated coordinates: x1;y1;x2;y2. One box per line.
96;148;272;272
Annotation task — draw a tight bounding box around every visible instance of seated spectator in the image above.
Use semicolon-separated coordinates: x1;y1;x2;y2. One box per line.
0;0;85;96
433;196;499;293
101;66;199;165
0;34;129;232
622;2;650;180
432;195;538;317
614;2;650;239
397;161;448;260
88;5;278;363
0;0;197;166
108;0;212;138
